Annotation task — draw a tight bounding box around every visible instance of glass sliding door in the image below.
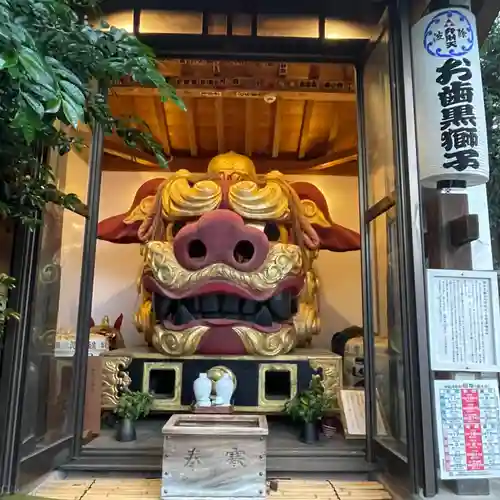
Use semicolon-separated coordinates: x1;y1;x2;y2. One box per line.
361;27;409;459
358;2;438;495
16;150;89;487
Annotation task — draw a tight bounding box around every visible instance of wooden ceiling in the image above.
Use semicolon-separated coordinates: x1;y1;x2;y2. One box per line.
96;59;358;175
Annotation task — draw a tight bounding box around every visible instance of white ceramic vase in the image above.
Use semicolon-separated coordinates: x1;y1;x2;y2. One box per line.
193;373;212;407
215;373;234;406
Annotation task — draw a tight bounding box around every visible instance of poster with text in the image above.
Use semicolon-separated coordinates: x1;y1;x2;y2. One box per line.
435;379;500;480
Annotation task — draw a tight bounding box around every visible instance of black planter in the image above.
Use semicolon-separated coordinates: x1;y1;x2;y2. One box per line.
300;421;319;444
116;418;136;442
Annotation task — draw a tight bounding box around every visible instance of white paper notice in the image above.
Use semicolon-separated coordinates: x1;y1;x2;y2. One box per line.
339;389;388;438
435;379;500;480
427;270;500;372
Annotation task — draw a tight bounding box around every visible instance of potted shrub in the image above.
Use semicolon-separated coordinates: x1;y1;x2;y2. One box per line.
285;374;333;444
114;390;154;442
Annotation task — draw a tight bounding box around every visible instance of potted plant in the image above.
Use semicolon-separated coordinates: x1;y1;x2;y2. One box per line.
285;374;333;444
114;390;154;442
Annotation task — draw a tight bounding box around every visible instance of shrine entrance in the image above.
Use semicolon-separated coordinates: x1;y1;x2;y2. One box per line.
0;1;444;497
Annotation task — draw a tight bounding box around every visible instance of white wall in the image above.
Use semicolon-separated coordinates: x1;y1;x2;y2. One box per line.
56;152;88;332
54;153;496;352
85;171;363;349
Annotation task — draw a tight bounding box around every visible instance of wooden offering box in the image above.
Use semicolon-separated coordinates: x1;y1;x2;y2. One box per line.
162;414;268;500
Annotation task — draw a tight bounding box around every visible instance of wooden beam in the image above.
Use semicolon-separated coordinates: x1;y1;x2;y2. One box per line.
85;130;357;176
215;97;225;154
111;85;356;103
153;98;171;156
272;98;282;158
72;128;161;164
104;148;158;167
102;153;358;177
286;161;358;177
101;149;359;176
297;101;314;159
245;100;253;157
184;97;198;157
307;153;358;172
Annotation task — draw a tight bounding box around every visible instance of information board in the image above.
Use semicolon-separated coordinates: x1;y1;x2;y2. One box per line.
338;389;388;439
427;269;500;372
435;379;500;480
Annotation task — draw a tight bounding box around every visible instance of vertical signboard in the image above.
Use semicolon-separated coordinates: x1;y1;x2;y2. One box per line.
435;380;500;479
427;269;500;372
412;8;489;187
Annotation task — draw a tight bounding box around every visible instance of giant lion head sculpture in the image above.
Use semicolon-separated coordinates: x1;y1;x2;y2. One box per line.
97;152;360;357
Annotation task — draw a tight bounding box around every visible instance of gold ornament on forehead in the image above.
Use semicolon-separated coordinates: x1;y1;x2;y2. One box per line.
207;151;257;179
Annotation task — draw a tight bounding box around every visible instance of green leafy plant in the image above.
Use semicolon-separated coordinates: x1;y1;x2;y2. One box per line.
0;0;183;323
285;373;333;424
482;18;500;265
0;273;19;336
114;390;154;421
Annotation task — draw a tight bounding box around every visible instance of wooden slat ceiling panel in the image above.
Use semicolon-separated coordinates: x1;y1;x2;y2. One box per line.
251;99;274;155
165;100;191;153
194;98;218;154
223;98;246;154
280;100;308;155
97;60;359;175
303;102;334;158
132;96;163;141
330;101;357;152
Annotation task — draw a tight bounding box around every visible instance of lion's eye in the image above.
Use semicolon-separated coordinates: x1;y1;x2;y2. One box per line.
171;221;186;238
264;222;281;242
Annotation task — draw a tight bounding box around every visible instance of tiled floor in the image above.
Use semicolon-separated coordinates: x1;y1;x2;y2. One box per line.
30;478;392;499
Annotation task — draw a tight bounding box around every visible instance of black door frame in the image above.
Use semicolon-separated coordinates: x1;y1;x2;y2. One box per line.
0;0;436;493
0;116;105;493
0;223;41;494
356;0;438;496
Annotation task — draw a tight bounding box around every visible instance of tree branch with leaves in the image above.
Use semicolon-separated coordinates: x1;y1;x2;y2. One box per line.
0;0;184;330
481;17;500;265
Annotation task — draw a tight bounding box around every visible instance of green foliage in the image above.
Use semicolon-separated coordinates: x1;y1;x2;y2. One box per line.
0;0;183;228
114;390;154;421
482;18;500;263
0;0;183;323
284;373;333;423
0;273;19;336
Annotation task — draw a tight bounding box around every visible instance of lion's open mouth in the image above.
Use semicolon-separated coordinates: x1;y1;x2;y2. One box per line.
153;289;298;328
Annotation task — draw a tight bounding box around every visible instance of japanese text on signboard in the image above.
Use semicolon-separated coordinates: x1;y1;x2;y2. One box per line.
436;58;478;172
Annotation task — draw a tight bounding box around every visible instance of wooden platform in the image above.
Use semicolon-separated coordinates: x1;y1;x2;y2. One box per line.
30;478;392;499
64;417;374;475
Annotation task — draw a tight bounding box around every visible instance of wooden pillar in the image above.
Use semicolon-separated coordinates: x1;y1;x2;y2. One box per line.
423;185;488;496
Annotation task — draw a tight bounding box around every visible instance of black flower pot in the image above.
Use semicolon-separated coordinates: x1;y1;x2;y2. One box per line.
116;418;136;442
300;421;319;444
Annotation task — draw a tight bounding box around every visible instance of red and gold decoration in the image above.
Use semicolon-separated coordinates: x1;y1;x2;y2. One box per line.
98;152;360;358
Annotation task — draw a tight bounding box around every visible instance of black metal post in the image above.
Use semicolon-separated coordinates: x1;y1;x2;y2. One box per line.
0;223;41;493
355;64;376;463
70;84;106;457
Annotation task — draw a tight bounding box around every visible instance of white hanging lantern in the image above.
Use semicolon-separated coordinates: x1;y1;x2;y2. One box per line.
411;8;489;187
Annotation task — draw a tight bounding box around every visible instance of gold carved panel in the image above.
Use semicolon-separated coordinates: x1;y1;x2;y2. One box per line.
143;362;182;411
101;356;132;408
258;363;298;411
309;357;342;411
